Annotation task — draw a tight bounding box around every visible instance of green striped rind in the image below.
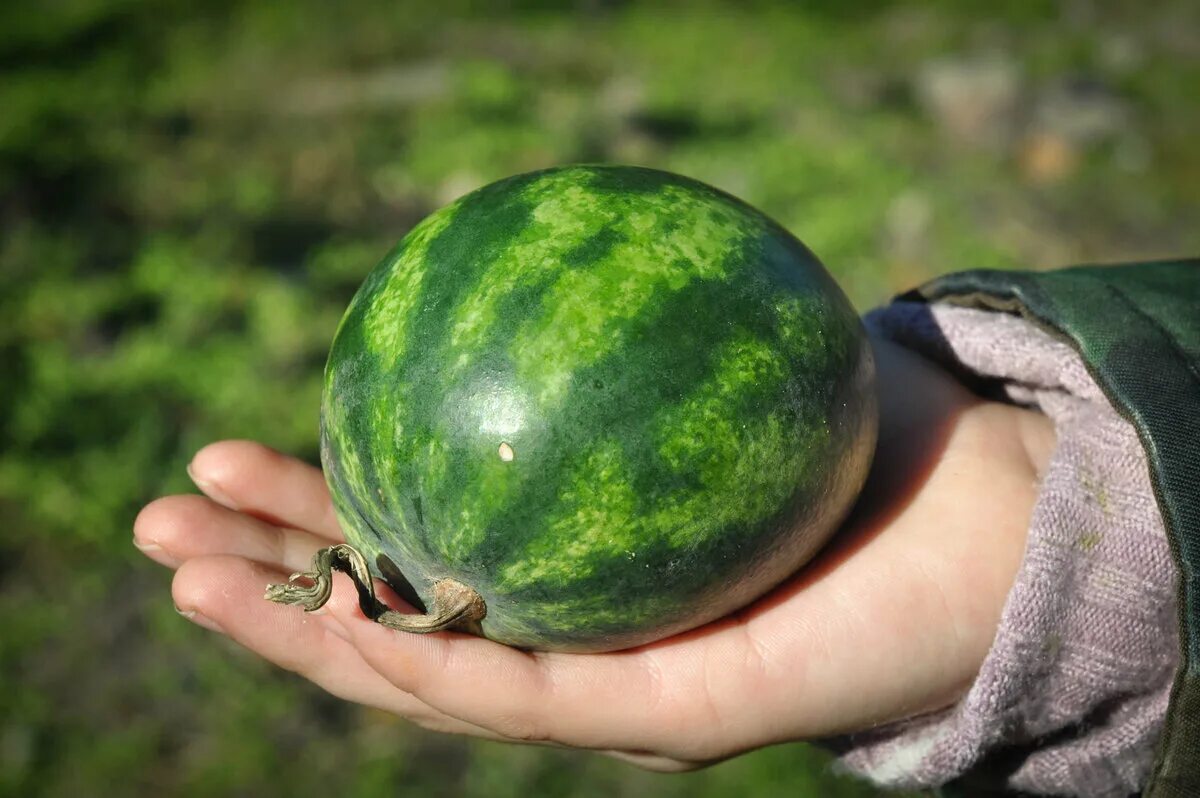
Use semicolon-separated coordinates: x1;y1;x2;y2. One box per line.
321;165;876;652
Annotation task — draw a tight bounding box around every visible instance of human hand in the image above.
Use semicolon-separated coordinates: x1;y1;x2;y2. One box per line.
133;337;1054;771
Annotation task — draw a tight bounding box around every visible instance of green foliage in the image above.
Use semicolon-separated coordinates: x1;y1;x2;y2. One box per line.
1;1;1197;796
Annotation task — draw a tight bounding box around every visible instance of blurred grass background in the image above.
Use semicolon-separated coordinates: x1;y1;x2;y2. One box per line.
2;1;1198;796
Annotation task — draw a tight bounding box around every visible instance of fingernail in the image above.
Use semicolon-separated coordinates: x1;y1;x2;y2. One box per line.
135;538;181;568
186;463;237;509
176;605;224;633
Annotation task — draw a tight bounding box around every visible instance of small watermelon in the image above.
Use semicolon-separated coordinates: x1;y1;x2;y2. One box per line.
269;165;876;653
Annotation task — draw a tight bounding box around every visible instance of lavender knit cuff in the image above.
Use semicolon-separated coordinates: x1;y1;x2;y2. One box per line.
832;302;1180;796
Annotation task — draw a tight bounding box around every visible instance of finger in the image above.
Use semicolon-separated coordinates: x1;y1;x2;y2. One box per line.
312;576;701;769
173;555;699;772
188;440;343;540
135;494;329;575
171;554;497;738
325;596;752;762
174;554;705;770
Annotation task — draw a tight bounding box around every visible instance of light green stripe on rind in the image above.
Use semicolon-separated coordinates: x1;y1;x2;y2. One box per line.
320;201;478;582
507;181;750;409
498;438;639;588
406;175;640;559
320;207;460;566
361;207;459;363
497;325;813;591
445;179;600;361
360;208;458;539
652;326;822;548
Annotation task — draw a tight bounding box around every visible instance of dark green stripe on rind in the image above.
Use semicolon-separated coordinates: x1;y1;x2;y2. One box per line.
321;165;876;651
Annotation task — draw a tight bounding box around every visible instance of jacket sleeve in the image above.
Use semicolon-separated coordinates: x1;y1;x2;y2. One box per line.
909;260;1200;797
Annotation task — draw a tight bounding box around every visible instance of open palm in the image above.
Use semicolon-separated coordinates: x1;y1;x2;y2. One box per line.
134;337;1053;771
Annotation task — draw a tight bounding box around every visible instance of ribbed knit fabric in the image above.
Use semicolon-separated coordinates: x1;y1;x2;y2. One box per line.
832;303;1180;796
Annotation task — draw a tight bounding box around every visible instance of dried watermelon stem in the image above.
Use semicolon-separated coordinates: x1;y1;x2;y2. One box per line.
265;543;486;634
